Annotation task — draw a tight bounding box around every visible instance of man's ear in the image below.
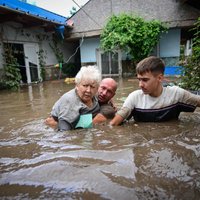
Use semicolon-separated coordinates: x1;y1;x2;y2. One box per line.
158;73;164;82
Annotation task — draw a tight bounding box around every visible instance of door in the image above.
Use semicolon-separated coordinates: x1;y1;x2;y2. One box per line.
24;43;40;83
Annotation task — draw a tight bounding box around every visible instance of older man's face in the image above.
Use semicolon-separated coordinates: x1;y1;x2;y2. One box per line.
98;80;116;104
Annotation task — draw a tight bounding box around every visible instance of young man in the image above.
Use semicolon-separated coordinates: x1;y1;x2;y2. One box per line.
45;77;117;129
110;56;200;125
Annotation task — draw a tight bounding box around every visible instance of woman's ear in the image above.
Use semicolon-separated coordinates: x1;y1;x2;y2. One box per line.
75;84;79;91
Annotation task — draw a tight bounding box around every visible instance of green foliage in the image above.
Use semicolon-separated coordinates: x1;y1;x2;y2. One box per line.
100;14;167;63
0;44;21;90
69;6;77;16
49;36;64;79
37;49;47;81
49;36;64;64
180;18;200;90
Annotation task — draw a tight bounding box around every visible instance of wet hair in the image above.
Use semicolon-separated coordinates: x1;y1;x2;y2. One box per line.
75;65;102;85
136;56;165;75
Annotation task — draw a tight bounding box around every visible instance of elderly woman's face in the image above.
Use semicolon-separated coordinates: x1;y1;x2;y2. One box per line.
76;79;99;104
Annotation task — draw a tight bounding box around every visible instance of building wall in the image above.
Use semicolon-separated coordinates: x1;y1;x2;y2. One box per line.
67;0;200;77
0;22;75;81
79;29;181;66
160;29;181;58
0;22;52;68
80;37;100;63
160;28;181;66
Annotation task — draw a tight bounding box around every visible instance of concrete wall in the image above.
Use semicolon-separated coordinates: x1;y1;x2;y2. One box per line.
67;0;199;75
79;29;181;66
0;22;75;81
159;28;181;66
160;29;181;58
80;37;100;63
0;22;51;68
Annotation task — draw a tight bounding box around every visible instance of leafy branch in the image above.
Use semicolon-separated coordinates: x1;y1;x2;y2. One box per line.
100;14;167;64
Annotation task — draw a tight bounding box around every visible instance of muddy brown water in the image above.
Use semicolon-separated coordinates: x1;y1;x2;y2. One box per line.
0;78;200;200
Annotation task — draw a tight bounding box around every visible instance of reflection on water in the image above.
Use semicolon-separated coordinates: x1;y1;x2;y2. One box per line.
0;78;200;199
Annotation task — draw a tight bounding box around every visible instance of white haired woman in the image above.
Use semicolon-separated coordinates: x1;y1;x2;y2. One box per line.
46;66;101;131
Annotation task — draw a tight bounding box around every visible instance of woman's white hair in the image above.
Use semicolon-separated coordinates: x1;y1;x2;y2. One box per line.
75;65;102;85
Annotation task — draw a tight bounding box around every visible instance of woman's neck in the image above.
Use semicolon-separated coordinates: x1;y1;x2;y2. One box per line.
84;99;93;107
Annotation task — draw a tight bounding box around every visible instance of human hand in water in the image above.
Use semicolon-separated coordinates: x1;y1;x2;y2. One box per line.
92;113;107;124
45;116;58;129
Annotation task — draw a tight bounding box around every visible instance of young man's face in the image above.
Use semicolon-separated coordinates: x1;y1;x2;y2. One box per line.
137;71;163;97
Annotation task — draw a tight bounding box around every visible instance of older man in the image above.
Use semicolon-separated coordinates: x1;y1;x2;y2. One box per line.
93;77;117;124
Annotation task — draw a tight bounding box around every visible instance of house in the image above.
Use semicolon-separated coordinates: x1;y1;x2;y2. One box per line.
66;0;200;77
0;0;79;83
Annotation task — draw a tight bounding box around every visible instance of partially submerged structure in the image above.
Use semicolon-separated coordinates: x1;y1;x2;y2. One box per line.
66;0;200;76
0;0;77;83
0;0;199;84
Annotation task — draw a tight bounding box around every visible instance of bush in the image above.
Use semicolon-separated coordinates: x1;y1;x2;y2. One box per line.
180;18;200;90
1;44;22;90
100;14;167;64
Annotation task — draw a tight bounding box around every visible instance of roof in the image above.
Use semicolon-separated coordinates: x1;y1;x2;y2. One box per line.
180;0;200;9
68;0;200;40
0;0;68;30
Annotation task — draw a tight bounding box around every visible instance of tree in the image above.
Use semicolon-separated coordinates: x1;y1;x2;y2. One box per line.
180;17;200;90
100;14;167;64
69;6;77;17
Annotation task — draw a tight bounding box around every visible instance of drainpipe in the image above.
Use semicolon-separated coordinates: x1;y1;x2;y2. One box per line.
55;25;65;39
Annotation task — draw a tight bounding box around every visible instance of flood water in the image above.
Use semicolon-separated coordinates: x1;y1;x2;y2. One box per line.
0;78;200;200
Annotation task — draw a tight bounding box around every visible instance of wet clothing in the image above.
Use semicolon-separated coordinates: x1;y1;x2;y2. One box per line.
99;101;116;119
51;89;100;131
117;86;200;122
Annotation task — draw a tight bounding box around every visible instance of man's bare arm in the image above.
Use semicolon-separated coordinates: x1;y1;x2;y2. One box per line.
185;90;200;107
109;114;124;126
109;107;131;126
197;97;200;107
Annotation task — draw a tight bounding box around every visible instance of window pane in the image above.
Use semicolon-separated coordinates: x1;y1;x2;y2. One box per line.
111;52;119;74
101;52;109;74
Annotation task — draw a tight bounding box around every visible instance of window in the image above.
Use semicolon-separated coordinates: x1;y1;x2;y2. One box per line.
96;49;122;77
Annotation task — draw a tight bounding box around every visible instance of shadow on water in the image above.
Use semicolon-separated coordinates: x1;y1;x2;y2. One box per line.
0;78;200;200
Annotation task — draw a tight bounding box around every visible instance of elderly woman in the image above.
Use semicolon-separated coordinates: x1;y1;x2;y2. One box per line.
48;65;101;131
